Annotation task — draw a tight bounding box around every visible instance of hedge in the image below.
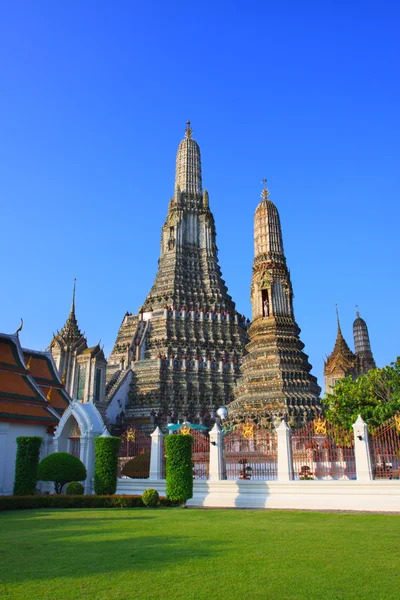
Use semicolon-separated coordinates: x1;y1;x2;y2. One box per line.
94;436;121;495
0;495;178;511
37;452;87;494
13;436;42;495
165;434;193;506
65;481;85;495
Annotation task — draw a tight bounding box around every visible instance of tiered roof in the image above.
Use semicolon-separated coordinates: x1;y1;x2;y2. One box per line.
0;333;62;427
22;348;70;416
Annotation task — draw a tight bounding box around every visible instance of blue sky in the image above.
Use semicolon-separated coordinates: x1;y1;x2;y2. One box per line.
1;1;399;390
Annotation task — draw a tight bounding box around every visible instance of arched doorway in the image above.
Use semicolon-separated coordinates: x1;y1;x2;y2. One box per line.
68;420;81;458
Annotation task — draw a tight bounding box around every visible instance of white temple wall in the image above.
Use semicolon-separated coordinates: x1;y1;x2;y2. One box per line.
0;422;50;495
106;370;133;424
116;478;400;512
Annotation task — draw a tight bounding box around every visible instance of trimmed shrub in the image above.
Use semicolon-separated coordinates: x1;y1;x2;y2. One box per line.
37;452;87;494
66;481;84;495
121;451;150;478
94;436;121;495
165;434;193;506
142;488;159;507
13;436;42;495
0;495;178;511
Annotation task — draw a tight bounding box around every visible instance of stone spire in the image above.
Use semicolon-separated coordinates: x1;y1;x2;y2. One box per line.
174;121;202;198
227;183;321;429
353;307;376;373
59;279;83;344
49;279;88;396
107;125;249;431
324;306;357;393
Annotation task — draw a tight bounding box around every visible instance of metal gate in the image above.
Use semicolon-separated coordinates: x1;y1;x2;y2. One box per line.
291;418;356;480
370;415;400;479
224;423;278;480
191;430;210;480
118;427;151;478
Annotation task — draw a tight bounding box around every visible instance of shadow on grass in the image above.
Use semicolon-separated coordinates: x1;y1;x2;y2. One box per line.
1;513;224;586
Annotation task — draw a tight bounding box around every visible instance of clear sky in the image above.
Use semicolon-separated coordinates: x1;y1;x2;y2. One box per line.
1;1;399;390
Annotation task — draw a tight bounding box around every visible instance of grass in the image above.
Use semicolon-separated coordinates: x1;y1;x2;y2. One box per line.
0;509;400;599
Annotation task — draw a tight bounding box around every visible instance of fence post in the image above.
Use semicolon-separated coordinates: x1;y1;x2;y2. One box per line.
209;423;225;480
277;420;293;481
150;426;164;480
352;415;373;481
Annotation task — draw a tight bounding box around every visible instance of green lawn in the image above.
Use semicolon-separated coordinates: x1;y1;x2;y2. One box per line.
0;509;399;599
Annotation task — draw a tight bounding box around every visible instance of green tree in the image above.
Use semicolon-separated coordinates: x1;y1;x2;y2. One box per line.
323;358;400;430
37;453;87;494
165;434;193;507
94;436;121;495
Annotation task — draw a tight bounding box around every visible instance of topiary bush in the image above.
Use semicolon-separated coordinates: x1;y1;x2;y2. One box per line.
142;488;159;507
13;436;43;496
37;452;87;494
121;451;150;478
94;436;121;495
165;434;193;507
66;481;85;495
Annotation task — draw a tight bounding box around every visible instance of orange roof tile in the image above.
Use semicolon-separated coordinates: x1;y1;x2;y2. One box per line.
0;400;58;424
0;337;26;372
23;350;61;385
0;370;41;400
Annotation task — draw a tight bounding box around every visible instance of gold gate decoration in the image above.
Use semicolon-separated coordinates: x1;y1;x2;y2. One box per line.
119;427;151;478
370;415;400;479
291;419;356;480
223;422;278;480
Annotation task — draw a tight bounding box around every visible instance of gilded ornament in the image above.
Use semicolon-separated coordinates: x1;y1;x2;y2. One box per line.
180;425;191;435
46;387;53;401
126;428;136;442
26;356;32;370
242;422;255;439
395;415;400;433
313;417;327;435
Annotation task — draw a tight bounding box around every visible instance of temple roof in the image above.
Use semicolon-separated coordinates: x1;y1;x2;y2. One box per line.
324;312;357;375
22;348;71;415
0;333;60;426
50;279;87;350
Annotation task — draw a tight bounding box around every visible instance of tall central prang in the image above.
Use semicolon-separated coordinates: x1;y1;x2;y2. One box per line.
226;182;321;429
106;123;249;430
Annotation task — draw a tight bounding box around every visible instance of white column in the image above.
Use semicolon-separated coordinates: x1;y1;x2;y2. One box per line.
209;423;225;481
0;423;9;494
352;415;373;481
150;427;164;480
79;436;92;494
276;420;293;482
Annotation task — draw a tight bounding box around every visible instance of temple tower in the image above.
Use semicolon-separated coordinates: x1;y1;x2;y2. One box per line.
50;281;107;403
107;123;249;430
226;183;321;429
324;307;358;392
324;307;375;393
353;308;376;374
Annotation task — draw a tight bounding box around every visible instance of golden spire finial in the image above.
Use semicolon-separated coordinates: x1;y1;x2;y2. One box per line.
261;178;270;201
335;303;342;334
185;120;193;139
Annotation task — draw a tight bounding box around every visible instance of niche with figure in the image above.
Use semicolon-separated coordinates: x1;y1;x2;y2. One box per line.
262;289;270;317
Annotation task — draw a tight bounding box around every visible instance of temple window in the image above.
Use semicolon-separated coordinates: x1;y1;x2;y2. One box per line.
94;367;102;403
76;365;86;401
262;289;269;317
